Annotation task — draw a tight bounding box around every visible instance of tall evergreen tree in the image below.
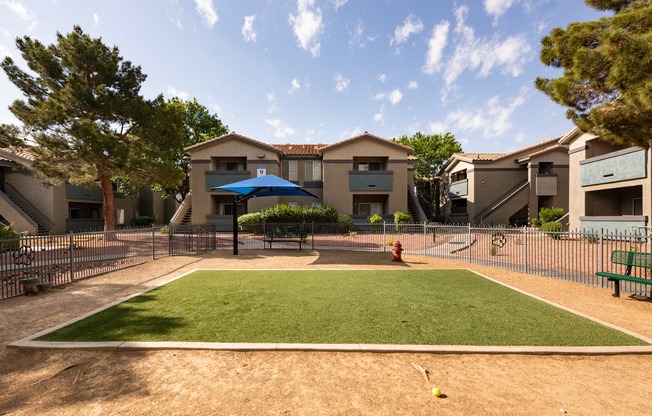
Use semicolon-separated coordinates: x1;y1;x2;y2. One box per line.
536;0;652;146
1;26;185;231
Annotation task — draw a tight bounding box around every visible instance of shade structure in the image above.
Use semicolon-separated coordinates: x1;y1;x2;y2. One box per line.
211;174;318;255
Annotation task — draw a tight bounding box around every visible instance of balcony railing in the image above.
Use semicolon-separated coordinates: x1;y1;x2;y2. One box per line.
580;216;647;234
205;171;251;191
580;147;647;187
449;179;468;197
348;171;393;191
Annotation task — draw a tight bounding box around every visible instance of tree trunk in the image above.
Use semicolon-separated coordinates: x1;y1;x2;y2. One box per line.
99;174;116;233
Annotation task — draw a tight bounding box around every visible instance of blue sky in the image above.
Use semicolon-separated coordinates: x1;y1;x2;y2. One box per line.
0;0;607;152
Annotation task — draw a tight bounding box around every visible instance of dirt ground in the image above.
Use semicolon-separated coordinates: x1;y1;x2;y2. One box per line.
1;250;651;416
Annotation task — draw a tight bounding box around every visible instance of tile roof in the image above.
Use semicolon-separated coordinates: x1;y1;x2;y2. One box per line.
0;147;36;163
318;132;413;154
184;132;282;154
453;152;505;162
274;144;324;156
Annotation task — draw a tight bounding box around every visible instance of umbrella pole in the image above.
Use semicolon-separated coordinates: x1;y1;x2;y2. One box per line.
233;195;239;255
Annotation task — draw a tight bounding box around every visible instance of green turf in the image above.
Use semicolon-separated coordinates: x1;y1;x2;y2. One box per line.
37;270;647;346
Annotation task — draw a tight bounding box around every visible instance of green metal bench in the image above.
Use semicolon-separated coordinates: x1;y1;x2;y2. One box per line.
263;232;308;250
596;250;652;297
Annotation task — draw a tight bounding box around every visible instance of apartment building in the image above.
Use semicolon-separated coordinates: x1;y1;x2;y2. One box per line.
175;132;416;226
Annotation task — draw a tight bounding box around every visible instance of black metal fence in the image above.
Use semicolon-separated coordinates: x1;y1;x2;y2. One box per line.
2;223;650;300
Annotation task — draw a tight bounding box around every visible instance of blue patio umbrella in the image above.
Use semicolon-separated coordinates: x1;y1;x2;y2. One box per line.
211;174;318;254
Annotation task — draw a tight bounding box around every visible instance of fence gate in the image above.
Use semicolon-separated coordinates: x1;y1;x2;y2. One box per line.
168;224;217;255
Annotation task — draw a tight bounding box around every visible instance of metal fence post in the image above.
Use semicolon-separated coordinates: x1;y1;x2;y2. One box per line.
311;222;315;250
152;224;156;260
69;231;74;282
423;222;426;256
523;226;528;275
383;222;386;253
599;228;604;287
468;223;471;264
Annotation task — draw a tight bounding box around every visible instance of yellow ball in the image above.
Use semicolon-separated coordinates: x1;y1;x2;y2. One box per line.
432;387;441;397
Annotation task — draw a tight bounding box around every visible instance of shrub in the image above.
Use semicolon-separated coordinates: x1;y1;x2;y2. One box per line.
132;215;155;227
368;214;383;224
0;224;22;252
260;204;304;223
304;204;339;223
538;207;564;223
238;212;262;231
531;218;541;228
337;214;354;231
541;221;562;239
394;211;412;225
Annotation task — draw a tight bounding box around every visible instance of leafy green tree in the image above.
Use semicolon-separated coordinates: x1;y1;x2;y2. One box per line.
536;0;652;146
160;97;229;203
393;132;462;218
1;26;185;231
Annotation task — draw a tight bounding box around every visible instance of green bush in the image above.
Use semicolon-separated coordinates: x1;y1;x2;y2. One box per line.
368;214;383;224
541;221;562;239
237;212;262;231
132;216;155;227
531;218;541;227
394;211;412;225
337;214;354;231
0;224;21;252
260;204;304;223
538;207;564;223
304;204;339;223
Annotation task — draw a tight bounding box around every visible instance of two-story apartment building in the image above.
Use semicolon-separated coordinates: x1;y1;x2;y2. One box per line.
175;132;415;226
0;147;174;233
440;133;571;226
563;128;651;233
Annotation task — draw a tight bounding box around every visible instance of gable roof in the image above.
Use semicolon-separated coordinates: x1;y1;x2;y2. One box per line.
184;132;283;154
0;147;36;164
318;132;413;154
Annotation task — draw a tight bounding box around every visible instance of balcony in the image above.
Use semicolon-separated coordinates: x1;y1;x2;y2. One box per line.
66;183;103;201
449;179;468;197
535;175;557;196
580;147;647;187
348;171;393;191
580;216;647;234
205;171;251;191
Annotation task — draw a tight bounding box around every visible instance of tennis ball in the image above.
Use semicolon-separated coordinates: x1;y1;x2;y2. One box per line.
432;387;441;397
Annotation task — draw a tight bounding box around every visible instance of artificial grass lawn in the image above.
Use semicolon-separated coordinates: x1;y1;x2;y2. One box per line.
38;270;647;346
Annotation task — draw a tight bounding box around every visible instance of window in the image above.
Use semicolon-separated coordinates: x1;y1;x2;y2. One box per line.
305;160;322;181
539;162;553;175
219;203;246;216
357;161;382;171
69;208;81;219
451;170;467;182
219;161;245;171
358;203;383;216
282;160;298;181
115;209;125;225
305;202;322;208
451;199;467;214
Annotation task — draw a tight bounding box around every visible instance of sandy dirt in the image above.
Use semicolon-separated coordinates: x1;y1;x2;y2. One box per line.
1;250;651;415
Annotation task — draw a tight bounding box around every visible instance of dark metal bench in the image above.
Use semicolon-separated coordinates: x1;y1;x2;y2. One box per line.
596;250;652;297
263;232;308;250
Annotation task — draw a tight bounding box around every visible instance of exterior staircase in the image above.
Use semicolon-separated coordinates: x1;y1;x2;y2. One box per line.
407;186;428;223
2;184;51;234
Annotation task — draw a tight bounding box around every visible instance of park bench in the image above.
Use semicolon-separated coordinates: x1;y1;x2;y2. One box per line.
596;250;652;297
263;232;308;250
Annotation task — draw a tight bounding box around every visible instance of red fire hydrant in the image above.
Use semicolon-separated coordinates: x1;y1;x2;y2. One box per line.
392;241;403;262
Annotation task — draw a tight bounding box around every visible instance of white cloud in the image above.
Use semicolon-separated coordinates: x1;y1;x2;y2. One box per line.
390;14;424;46
195;0;218;28
331;0;348;10
339;127;363;140
373;111;384;124
266;118;295;138
334;73;350;92
484;0;517;18
422;21;450;75
347;20;375;50
266;93;278;113
377;74;386;83
92;13;99;26
1;0;37;29
242;15;257;42
289;0;323;57
441;5;532;87
388;89;403;105
407;81;418;90
289;77;301;93
372;92;386;101
167;85;190;101
430;87;529;139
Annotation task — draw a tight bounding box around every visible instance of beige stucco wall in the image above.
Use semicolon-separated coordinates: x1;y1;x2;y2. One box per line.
568;133;651;230
528;149;570;224
321;137;412;216
187;136;282;222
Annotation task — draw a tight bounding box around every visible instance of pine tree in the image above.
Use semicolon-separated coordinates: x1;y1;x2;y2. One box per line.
536;0;652;147
1;26;185;231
